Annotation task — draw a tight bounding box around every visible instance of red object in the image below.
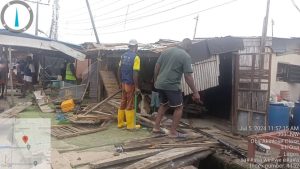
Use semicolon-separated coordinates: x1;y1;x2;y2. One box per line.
22;135;29;144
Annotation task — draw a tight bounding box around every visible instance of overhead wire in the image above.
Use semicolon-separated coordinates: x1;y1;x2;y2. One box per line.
65;0;180;24
63;0;122;18
61;0;101;15
93;0;147;18
99;0;239;35
66;0;148;23
291;0;300;13
59;0;238;38
95;0;201;29
58;0;185;31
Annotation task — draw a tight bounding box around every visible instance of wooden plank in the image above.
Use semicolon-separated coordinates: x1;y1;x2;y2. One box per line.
153;142;219;148
92;111;112;116
52;125;108;139
124;147;207;169
178;166;198;169
33;90;54;113
158;150;213;169
0;102;32;119
99;71;120;96
51;149;72;169
63;151;114;168
90;149;162;169
83;90;121;115
68;114;112;124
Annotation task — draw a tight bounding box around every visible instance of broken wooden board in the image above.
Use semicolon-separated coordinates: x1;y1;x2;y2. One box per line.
124;147;207;169
67;114;112;124
90;149;162;169
51;149;72;169
157;150;213;169
83;90;121;115
63;151;115;168
153;141;219;149
0;102;31;118
100;70;120;96
51;124;108;139
33;90;54;113
178;166;198;169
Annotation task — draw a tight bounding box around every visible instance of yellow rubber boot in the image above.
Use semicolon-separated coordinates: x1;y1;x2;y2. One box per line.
125;110;141;130
117;109;126;128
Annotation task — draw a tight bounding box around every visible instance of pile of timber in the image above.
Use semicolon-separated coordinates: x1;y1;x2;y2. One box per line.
67;114;112;124
51;89;121;139
51;122;109;139
80;89;121;116
91;147;213;169
53;134;217;169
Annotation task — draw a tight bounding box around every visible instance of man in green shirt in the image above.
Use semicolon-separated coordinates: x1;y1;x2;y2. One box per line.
153;38;201;138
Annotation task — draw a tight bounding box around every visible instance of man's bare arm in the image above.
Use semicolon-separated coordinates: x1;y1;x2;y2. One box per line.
184;73;201;103
133;71;139;89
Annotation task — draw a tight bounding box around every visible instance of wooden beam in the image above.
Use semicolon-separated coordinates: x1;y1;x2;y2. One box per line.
83;89;121;115
51;150;72;169
158;150;213;169
124;147;207;169
90;149;162;169
153;142;219;149
0;102;32;119
33;90;54;113
64;151;116;168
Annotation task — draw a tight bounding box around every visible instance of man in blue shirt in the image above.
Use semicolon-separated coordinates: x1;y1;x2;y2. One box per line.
118;39;141;129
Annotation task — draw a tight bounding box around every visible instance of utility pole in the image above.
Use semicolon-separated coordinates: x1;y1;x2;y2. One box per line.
35;1;39;35
260;0;271;53
193;15;199;39
271;19;274;37
86;0;100;44
8;47;14;105
50;0;60;40
23;0;49;36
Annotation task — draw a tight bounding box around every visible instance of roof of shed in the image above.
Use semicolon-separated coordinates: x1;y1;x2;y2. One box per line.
0;29;86;60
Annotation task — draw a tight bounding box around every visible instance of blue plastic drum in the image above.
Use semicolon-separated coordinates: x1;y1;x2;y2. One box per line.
268;104;289;131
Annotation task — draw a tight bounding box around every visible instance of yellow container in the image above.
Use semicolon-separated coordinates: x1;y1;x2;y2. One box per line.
61;99;75;113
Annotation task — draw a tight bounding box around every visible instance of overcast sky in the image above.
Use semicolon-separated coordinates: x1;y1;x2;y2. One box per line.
1;0;300;44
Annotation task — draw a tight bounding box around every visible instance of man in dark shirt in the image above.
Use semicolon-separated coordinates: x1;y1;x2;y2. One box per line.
153;38;201;138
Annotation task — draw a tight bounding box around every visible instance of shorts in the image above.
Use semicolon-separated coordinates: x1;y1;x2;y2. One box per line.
157;89;183;108
150;91;160;108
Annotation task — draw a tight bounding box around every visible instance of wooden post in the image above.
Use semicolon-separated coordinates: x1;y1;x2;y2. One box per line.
96;59;100;102
8;47;14;105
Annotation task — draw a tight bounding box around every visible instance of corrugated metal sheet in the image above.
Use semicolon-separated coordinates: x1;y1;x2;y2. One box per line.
181;55;220;95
